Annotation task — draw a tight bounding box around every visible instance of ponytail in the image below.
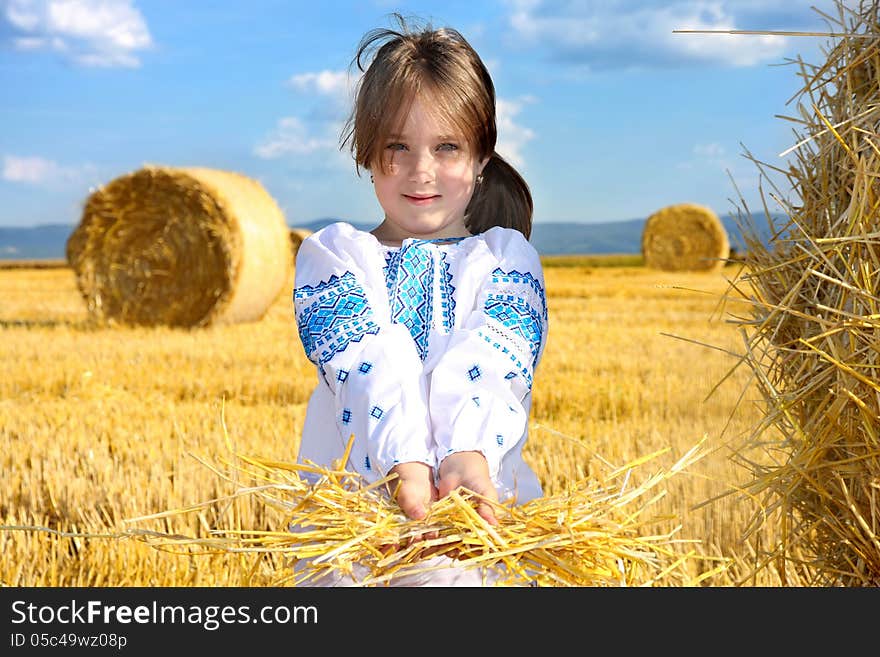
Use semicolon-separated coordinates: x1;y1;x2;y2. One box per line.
465;152;533;239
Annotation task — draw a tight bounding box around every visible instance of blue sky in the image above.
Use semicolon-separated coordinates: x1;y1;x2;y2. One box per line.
0;0;842;229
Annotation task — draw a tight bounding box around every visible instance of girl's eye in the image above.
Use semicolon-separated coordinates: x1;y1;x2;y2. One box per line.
386;143;407;151
437;143;459;152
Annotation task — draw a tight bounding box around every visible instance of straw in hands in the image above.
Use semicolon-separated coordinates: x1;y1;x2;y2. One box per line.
126;433;717;587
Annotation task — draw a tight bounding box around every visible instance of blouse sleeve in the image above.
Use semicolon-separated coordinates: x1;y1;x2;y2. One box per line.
428;228;549;480
293;223;433;477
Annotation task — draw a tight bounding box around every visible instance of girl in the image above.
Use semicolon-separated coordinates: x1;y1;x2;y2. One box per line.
292;14;548;586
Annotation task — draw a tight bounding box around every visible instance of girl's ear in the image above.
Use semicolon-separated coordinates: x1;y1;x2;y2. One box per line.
478;156;490;173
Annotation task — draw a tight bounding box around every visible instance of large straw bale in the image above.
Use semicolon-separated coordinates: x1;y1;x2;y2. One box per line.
723;0;880;586
642;203;729;272
66;165;291;327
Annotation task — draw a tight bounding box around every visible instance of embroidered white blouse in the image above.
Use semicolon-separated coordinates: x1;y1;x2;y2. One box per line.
293;221;548;504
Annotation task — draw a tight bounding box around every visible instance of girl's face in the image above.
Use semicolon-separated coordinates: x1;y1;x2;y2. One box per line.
370;95;488;245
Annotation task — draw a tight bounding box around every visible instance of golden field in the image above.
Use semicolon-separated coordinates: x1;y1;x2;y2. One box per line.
0;257;789;586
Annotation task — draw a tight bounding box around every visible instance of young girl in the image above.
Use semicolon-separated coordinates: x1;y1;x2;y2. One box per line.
292;15;548;586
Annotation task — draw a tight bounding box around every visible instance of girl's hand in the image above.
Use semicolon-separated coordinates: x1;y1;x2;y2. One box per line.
437;451;499;526
387;461;438;520
384;462;440;555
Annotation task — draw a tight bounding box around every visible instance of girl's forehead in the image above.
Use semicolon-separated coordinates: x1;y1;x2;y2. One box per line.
394;95;459;135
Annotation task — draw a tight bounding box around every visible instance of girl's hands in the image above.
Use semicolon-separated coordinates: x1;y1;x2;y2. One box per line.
438;450;499;526
387;461;438;520
384;454;498;561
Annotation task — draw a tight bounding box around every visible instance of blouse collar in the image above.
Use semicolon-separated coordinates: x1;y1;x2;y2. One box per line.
374;234;472;250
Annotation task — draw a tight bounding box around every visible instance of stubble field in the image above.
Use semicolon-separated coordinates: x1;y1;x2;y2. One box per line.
0;257;787;586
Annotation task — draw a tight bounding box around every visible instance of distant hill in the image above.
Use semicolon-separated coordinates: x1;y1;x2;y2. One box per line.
0;224;77;260
530;213;784;256
0;212;786;261
293;213;784;256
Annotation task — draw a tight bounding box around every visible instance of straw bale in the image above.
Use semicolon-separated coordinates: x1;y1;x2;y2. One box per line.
288;228;312;261
66;165;291;327
642;203;729;272
723;0;880;586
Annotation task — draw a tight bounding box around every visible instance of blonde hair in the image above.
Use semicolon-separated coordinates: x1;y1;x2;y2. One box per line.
341;14;533;239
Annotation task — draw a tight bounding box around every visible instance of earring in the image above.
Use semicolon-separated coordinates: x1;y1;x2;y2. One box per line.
476;174;484;184
370;174;374;183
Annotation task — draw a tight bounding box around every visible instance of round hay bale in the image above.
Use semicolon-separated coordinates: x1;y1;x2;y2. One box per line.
289;228;313;262
641;203;729;272
66;165;291;327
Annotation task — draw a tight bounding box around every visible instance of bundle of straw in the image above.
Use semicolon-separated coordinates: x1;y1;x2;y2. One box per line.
126;433;718;587
724;0;880;586
66;166;291;327
642;203;729;272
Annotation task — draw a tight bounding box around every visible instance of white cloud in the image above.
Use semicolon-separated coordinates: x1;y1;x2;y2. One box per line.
286;68;361;121
3;155;60;183
503;0;830;71
678;141;730;170
677;141;766;198
694;141;726;159
255;68;363;163
1;0;152;67
2;154;95;185
496;96;536;168
254;117;341;160
288;70;352;97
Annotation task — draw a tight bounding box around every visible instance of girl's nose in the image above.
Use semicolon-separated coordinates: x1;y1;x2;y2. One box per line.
408;150;436;183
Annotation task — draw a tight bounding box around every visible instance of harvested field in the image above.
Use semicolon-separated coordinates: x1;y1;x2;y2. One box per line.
0;258;794;586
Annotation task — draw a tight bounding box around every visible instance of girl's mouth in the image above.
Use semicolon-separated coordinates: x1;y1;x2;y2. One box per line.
403;194;440;206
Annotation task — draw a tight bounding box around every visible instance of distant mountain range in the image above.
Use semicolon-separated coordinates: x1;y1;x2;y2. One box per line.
0;212;785;261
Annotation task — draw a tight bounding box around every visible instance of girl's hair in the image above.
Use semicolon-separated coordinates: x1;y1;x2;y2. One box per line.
340;14;533;239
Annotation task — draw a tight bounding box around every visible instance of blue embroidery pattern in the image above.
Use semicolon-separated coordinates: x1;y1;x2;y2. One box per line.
477;330;532;386
383;250;400;302
484;293;544;367
438;251;455;332
382;242;459;359
491;268;548;320
364;456;371;470
337;369;349;384
358;361;373;374
496;434;504;446
468;364;482;381
476;267;548;386
341;408;352;424
386;245;434;360
370;405;384;420
295;272;380;371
